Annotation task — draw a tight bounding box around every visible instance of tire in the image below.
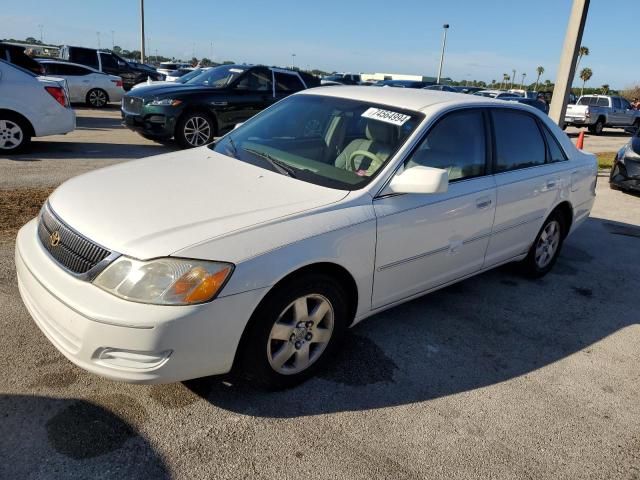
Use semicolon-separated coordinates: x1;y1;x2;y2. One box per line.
237;273;349;390
520;213;566;278
86;88;109;108
633;119;640;133
175;112;215;148
0;114;31;153
588;118;605;135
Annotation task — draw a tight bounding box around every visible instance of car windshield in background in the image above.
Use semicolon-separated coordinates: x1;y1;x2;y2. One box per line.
211;95;423;191
178;68;205;83
187;65;246;87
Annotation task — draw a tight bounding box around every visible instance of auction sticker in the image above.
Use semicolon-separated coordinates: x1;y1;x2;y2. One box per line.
361;108;411;126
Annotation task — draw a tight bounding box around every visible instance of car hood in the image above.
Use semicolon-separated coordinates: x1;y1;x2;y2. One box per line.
126;83;222;98
48;149;349;259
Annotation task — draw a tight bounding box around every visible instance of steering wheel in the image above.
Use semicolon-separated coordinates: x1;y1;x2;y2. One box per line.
348;150;383;175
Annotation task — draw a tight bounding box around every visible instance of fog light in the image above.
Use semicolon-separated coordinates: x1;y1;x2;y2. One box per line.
95;348;172;370
148;115;165;123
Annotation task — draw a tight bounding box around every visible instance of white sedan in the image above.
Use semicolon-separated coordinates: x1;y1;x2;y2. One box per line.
38;60;124;108
15;87;597;388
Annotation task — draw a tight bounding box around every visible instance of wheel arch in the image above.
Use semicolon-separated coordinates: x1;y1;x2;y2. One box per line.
0;109;35;137
549;200;573;238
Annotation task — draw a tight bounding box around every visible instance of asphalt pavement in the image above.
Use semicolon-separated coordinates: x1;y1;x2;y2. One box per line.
0;104;639;479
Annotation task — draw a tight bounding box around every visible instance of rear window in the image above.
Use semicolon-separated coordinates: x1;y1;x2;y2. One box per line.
492;110;546;172
72;48;98;69
274;72;305;92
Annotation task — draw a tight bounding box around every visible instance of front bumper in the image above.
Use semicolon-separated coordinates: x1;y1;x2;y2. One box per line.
610;160;640;192
121;105;178;138
16;219;267;384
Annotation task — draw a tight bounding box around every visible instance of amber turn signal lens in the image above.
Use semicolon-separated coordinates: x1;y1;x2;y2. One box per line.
184;266;232;303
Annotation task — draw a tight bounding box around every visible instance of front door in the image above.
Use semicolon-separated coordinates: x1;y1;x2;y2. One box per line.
218;67;274;130
372;108;496;308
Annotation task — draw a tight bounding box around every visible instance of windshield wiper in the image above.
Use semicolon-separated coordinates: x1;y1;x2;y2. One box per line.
226;134;239;158
243;148;297;178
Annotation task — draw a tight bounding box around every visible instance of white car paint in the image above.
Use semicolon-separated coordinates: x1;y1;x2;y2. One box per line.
39;60;124;105
15;86;597;384
0;59;75;138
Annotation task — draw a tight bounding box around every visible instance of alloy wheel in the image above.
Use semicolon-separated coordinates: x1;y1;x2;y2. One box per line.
183;116;211;146
89;90;107;107
267;294;334;375
535;220;561;269
0;120;24;150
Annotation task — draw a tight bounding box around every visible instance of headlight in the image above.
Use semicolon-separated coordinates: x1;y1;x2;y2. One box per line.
148;98;182;106
624;145;640;161
94;257;233;305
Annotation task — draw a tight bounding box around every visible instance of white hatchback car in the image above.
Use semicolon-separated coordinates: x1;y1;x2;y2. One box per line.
16;87;597;388
39;60;124;108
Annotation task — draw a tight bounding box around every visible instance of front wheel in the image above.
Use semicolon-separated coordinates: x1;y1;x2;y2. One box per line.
520;213;566;278
237;273;349;390
175;112;215;148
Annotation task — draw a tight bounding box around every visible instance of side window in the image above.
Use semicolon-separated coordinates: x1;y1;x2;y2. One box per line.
74;49;98;69
236;69;272;92
100;53;118;70
492;110;546;172
621;99;632;110
57;64;90;76
42;63;58;74
540;124;568;163
404;109;486;181
274;72;304;92
612;97;622;109
596;97;609;107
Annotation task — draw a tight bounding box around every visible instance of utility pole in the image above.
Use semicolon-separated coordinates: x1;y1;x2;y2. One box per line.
521;73;526;89
140;0;146;64
511;69;516;89
436;24;449;85
549;0;590;125
111;30;115;49
291;53;296;69
38;24;44;43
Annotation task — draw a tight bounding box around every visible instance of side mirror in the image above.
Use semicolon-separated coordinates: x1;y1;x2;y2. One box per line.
385;166;449;195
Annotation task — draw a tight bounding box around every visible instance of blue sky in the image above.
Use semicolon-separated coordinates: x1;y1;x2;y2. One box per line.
1;0;635;88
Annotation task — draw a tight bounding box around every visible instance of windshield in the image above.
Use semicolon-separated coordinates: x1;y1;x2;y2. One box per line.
187;65;245;87
210;94;424;190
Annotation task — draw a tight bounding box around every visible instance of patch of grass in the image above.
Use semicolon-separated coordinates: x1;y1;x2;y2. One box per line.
596;152;616;170
0;188;53;239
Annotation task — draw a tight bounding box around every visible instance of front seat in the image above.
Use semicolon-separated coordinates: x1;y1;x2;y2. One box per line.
334;120;398;173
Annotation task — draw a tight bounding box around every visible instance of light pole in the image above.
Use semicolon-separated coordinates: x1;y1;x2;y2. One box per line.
511;69;516;89
521;73;526;89
96;32;101;49
436;24;449;85
111;30;115;50
38;24;44;43
140;0;146;64
291;53;296;69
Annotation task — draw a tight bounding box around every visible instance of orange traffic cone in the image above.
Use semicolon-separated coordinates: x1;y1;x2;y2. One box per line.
576;131;585;150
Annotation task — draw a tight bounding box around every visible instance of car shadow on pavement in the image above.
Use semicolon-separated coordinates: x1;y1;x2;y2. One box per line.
3;141;177;161
184;216;639;418
75;115;125;130
0;394;170;479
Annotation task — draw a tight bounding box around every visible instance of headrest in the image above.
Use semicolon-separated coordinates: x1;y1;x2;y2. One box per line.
366;120;396;144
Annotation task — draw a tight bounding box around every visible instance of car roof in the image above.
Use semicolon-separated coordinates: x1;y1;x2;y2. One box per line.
299;85;511;112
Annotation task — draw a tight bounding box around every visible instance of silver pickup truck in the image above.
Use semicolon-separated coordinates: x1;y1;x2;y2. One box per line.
565;95;640;135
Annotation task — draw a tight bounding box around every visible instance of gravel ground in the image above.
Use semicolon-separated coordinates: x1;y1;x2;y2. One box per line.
0;106;639;479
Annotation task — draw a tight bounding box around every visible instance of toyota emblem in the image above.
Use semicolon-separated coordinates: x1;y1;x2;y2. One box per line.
49;231;61;247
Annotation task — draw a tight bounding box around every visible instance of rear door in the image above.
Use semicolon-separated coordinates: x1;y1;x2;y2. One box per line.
273;70;306;101
484;108;566;267
372;108;496;308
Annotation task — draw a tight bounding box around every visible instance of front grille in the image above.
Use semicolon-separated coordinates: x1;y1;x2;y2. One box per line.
122;96;143;115
38;204;112;275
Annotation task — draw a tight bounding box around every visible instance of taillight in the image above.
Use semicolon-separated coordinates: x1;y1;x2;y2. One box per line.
44;86;68;108
112;79;123;88
585;107;590;118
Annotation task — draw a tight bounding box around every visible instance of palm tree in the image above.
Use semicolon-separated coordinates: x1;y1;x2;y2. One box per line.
521;73;527;89
601;84;610;94
535;66;544;91
501;73;509;89
579;67;593;96
577;46;590;71
491;79;496;88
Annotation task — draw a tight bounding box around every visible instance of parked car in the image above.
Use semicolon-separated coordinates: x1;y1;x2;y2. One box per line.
122;64;320;148
16;86;597;388
508;89;538;99
473;90;520;99
374;80;433;89
539;91;577;106
321;73;361;85
131;67;211;90
165;68;196;82
0;59;75;153
423;84;458;92
156;62;192;77
503;97;549;114
610;126;640;192
38;59;124;107
454;86;486;94
565;95;640;135
0;42;44;74
59;46;164;90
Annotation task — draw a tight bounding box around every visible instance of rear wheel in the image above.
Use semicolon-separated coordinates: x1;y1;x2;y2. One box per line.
588;118;605;135
86;88;109;108
520;213;566;278
175;112;215;148
237;273;349;390
0;115;31;153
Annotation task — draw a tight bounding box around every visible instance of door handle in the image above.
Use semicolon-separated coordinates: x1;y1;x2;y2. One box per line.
546;180;556;189
476;198;492;209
